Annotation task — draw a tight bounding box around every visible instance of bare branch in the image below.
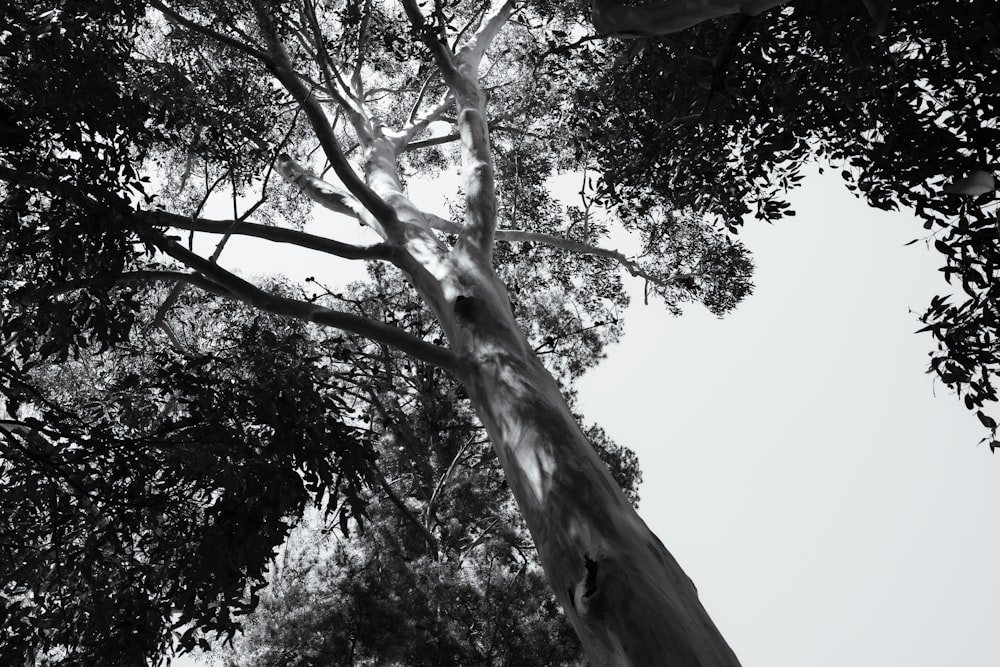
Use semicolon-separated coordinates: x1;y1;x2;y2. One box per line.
373;467;440;555
403;133;461;152
156;115;302;334
353;0;373;96
117;269;235;297
460;516;502;555
146;232;459;371
140;210;394;261
425;434;474;529
301;0;368;134
403;122;540;152
405;0;513;261
395;91;454;149
407;70;440;125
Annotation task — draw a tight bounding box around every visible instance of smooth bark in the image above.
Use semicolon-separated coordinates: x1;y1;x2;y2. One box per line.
423;245;742;666
293;2;745;657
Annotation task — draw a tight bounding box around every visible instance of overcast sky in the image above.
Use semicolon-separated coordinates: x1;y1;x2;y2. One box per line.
575;171;1000;666
180;166;999;666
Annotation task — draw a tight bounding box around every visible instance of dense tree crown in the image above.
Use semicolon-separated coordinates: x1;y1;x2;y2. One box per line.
1;0;998;665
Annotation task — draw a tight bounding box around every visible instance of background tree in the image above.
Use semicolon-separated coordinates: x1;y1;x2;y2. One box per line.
1;284;375;664
2;1;998;665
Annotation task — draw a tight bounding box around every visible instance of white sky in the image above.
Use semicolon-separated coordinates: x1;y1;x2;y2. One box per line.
179;168;1000;666
576;171;1000;666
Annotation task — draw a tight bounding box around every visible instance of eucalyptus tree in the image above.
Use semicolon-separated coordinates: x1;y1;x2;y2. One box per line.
4;0;998;666
2;1;756;665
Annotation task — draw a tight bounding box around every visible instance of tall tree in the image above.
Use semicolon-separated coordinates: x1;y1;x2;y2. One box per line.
1;1;997;666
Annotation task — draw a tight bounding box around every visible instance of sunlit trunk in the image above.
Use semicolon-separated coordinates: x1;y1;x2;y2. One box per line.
421;244;742;666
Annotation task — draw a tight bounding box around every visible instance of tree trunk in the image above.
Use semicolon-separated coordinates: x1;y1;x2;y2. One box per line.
355;65;741;661
424;244;742;666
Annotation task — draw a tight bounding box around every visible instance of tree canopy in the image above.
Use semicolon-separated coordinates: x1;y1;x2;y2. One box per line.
2;0;999;665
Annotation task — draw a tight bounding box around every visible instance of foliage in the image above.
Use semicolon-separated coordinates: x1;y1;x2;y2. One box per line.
1;256;640;664
3;0;1000;664
564;0;1000;445
1;288;375;664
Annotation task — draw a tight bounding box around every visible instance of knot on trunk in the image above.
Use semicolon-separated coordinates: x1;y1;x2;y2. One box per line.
453;294;509;334
453;294;481;323
572;553;602;616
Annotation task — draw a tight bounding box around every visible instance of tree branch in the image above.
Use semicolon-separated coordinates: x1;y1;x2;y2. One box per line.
398;3;506;264
395;91;454;149
250;0;398;231
702;13;754;117
352;0;374;96
145;232;459;371
149;0;273;63
590;0;789;37
373;467;440;556
456;0;517;68
402;123;539;152
275;153;386;237
117;270;235;298
407;70;440;125
455;104;498;258
425;434;474;530
300;0;369;138
399;0;460;84
403;133;461;152
140;210;394;261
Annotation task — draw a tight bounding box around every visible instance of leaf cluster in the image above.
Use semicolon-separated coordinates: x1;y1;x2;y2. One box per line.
0;288;375;664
